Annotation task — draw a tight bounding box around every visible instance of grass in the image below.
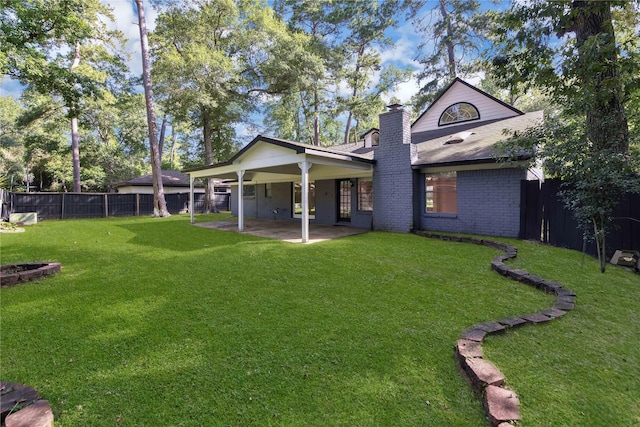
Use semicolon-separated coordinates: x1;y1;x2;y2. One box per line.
0;214;638;426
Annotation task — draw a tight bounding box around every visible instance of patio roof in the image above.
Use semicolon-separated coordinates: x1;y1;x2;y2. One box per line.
183;135;375;243
183;135;375;182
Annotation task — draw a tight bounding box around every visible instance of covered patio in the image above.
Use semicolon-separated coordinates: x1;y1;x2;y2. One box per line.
184;135;375;243
194;218;369;244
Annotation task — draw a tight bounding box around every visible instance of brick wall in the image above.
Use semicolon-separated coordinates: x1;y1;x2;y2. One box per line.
373;107;415;232
420;168;526;237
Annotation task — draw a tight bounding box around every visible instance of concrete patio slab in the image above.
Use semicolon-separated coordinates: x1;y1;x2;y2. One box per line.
194;218;369;243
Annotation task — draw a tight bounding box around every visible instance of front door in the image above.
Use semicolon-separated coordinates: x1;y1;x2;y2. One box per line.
337;179;351;222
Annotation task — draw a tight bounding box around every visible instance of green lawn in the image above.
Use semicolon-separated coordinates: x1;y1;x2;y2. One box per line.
1;214;638;426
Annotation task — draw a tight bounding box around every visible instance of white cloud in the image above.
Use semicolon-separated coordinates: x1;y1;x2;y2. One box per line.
380;27;421;69
383;76;421;106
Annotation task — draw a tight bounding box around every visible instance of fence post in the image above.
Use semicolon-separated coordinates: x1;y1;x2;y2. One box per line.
136;193;140;216
61;193;65;220
104;194;109;218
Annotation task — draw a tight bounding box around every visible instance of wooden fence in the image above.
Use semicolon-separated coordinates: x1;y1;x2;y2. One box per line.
520;179;640;258
3;191;230;221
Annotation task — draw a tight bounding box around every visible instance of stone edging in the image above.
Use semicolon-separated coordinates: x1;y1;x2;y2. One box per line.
414;231;576;427
0;262;61;287
0;382;54;427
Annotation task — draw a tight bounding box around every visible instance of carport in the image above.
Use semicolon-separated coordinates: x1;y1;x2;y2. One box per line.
184;135;375;243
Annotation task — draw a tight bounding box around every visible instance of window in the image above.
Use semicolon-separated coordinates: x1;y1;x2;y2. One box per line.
372;132;379;146
242;184;255;198
426;172;457;213
438;102;479;126
358;179;373;211
293;182;316;218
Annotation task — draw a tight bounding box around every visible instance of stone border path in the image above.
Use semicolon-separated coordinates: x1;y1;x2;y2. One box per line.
414;231;576;427
1;382;54;427
0;262;61;287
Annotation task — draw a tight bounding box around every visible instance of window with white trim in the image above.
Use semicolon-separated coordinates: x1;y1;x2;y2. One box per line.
438;102;479;126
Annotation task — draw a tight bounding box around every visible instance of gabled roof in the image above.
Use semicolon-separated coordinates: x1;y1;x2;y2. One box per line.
183;134;375;174
412;110;543;167
411;78;524;133
233;135;375;163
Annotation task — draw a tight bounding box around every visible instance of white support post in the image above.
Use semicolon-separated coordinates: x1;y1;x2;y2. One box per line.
298;161;312;243
237;170;245;231
189;175;195;224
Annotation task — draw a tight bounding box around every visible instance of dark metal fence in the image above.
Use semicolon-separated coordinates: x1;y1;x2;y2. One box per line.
6;192;230;220
520;179;640;257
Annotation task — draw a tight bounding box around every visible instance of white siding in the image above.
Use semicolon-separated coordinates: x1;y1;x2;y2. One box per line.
412;81;521;133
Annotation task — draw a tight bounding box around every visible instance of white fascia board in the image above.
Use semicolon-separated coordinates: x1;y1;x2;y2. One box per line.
420;161;527;174
305;154;373;171
187;164;239;179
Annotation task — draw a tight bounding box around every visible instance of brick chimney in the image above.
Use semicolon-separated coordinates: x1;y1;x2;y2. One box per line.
372;104;418;232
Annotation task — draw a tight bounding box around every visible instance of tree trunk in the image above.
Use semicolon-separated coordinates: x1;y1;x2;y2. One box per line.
439;0;457;79
313;90;320;146
571;1;629;154
158;112;168;161
169;121;176;170
592;215;607;273
202;109;217;213
70;116;81;192
343;45;364;145
69;42;81;192
343;110;353;145
135;0;170;217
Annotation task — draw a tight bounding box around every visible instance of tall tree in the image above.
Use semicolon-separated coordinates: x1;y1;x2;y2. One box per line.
134;0;170;217
151;0;320;210
490;0;640;272
336;0;411;145
0;95;26;191
1;0;123;192
409;0;489;111
272;0;342;145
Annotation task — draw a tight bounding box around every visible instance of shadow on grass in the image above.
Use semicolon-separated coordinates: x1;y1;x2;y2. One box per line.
116;218;268;252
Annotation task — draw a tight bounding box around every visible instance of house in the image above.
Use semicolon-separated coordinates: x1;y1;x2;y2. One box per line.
115;170;229;194
184;79;543;242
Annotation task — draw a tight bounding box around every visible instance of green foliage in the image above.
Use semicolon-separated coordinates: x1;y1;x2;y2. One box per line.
271;0;412;146
1;0;121;114
0;95;26;190
489;1;640;272
409;0;490;111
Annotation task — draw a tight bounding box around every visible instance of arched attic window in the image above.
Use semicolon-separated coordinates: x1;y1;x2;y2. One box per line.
438;102;480;126
372;131;379;146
